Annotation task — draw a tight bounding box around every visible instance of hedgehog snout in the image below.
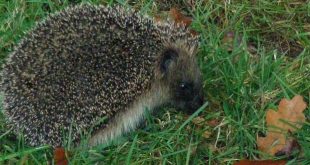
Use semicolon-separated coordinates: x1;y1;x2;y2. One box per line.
171;83;205;114
185;94;205;114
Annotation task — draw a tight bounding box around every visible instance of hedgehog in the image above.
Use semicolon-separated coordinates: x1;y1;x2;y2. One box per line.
1;3;204;147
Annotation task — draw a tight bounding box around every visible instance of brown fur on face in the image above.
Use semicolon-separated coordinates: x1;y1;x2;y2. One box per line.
155;41;204;114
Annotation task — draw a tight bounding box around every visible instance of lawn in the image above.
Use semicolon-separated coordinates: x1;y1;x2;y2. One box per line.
0;0;309;164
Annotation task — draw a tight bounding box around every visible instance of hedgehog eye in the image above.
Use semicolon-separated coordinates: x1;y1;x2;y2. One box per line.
179;82;192;91
160;49;178;73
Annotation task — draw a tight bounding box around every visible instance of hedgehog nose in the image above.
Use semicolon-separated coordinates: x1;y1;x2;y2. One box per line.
186;95;205;114
194;95;205;110
196;95;204;106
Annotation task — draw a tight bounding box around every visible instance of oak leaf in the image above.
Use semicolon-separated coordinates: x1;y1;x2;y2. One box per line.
257;95;307;156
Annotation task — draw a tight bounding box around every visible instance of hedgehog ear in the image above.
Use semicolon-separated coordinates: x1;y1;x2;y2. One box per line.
160;48;178;74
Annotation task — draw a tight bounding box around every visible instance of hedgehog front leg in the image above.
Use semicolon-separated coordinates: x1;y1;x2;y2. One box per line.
88;99;150;146
88;86;169;146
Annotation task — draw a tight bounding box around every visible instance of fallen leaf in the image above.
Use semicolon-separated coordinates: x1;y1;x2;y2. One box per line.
266;95;306;132
257;132;287;156
153;7;198;36
274;138;301;157
234;160;286;165
169;7;192;27
169;7;198;36
257;95;307;156
54;147;68;165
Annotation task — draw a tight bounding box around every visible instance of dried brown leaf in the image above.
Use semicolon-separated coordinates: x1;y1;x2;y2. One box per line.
266;95;306;132
257;95;307;156
234;160;286;165
169;7;192;27
54;147;68;165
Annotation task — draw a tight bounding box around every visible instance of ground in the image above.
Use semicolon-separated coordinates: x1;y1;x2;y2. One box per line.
0;0;309;164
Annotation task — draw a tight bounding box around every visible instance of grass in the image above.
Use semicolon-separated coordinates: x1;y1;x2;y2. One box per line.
0;0;309;164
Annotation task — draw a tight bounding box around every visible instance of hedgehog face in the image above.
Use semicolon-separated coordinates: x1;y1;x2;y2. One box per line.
159;47;204;114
